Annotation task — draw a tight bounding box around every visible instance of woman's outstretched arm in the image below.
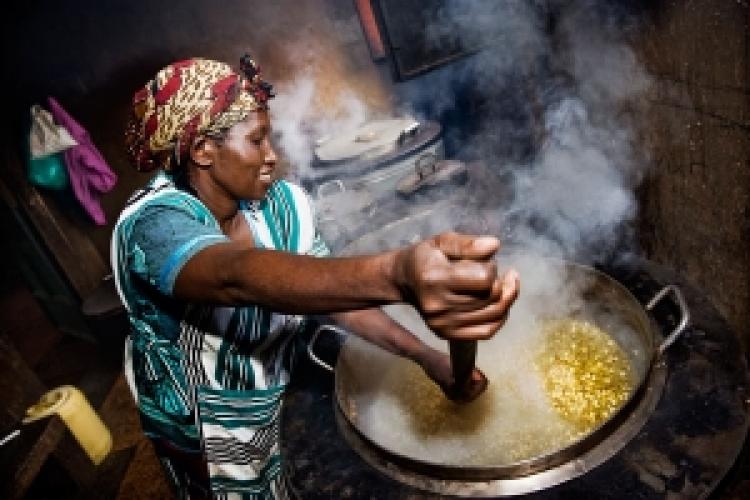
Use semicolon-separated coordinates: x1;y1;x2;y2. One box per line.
173;232;519;341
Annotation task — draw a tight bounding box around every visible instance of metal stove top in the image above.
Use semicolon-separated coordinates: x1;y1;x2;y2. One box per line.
281;260;749;499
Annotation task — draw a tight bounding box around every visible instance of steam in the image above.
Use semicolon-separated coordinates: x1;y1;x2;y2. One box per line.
499;95;641;261
271;75;370;181
268;33;394;181
274;2;658;442
400;0;652;264
408;2;656;381
270;77;317;179
270;1;653;266
279;3;661;454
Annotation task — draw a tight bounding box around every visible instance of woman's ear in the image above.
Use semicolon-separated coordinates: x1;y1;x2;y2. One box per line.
189;136;216;169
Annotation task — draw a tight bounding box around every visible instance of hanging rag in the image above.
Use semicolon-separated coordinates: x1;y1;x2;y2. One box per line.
47;97;118;225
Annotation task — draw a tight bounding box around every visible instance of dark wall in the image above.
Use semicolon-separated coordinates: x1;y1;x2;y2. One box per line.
636;0;750;349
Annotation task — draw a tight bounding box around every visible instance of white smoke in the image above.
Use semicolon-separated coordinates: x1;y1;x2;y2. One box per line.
506;2;651;262
395;0;654;264
270;76;316;180
270;74;370;181
270;1;653;266
499;95;641;261
324;1;657;437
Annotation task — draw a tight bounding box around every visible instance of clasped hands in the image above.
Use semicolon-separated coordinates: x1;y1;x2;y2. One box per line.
395;232;520;401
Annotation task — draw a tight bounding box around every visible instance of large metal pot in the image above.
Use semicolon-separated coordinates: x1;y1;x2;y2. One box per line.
308;249;689;484
304;118;444;251
308;118;444;196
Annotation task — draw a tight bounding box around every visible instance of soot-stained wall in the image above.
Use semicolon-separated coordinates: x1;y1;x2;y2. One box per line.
637;0;750;350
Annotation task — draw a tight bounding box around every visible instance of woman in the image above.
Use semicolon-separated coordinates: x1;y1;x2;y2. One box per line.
112;55;519;499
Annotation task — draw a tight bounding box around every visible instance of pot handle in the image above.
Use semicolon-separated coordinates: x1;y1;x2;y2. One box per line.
415;152;438;180
307;324;348;372
397;121;420;146
645;285;690;355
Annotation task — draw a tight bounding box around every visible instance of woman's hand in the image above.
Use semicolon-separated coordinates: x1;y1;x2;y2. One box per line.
394;232;520;342
332;308;489;402
416;345;488;402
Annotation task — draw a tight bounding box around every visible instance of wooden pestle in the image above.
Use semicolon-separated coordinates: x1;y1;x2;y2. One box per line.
445;236;498;401
448;339;477;401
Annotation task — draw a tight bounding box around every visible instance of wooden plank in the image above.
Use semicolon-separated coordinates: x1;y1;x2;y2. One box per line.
0;335;47;420
0;147;107;300
7;418;67;500
0;334;122;497
0;334;63;500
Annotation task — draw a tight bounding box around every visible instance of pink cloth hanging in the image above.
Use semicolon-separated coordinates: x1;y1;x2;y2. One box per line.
47;97;117;225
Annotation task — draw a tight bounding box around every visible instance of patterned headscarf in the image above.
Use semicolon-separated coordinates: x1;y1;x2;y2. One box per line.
125;55;274;172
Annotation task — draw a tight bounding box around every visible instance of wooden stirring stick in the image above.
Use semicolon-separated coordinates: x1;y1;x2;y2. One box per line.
448;339;477;401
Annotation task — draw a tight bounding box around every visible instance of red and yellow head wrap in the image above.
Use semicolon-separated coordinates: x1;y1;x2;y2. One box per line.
125;54;274;172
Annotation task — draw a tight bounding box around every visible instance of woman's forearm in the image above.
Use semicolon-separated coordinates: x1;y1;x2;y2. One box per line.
332;308;491;403
172;232;517;343
174;241;406;313
330;308;430;362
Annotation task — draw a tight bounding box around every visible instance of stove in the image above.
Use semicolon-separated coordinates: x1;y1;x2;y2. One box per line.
281;259;749;499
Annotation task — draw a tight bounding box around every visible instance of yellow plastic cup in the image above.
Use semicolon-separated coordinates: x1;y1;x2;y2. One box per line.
24;386;112;465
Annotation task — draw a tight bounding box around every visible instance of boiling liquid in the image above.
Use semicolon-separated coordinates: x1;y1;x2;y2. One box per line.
536;319;635;432
350;317;635;466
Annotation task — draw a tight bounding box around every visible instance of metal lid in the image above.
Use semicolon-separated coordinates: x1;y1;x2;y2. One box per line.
315;118;419;163
313;118;441;169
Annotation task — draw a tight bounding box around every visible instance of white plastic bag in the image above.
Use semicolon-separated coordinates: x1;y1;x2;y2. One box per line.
29;104;77;159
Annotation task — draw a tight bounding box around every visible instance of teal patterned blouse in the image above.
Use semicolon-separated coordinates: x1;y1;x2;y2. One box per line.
111;172;329;497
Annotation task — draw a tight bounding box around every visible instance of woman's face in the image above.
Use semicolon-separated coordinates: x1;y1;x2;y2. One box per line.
207;110;277;201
